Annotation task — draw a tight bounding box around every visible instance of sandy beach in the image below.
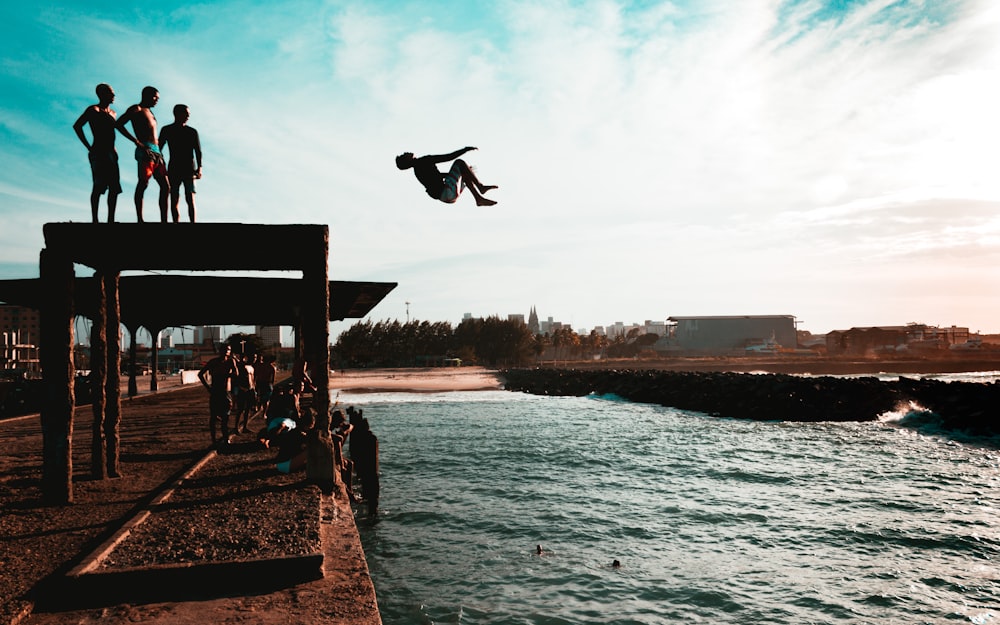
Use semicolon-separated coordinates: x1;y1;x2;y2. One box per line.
329;366;503;393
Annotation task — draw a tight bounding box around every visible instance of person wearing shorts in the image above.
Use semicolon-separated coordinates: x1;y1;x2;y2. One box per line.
115;86;171;222
159;104;202;222
198;343;239;446
396;146;498;206
73;83;122;222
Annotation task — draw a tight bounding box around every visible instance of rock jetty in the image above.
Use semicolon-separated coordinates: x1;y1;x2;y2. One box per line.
500;368;999;435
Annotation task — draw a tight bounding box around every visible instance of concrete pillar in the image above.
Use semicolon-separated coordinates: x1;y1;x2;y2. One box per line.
90;273;107;479
39;248;75;504
304;228;334;488
104;271;121;478
126;323;139;398
149;327;161;392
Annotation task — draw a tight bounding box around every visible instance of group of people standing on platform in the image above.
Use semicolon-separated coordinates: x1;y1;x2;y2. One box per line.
196;342;380;516
196;343;276;446
74;83;202;224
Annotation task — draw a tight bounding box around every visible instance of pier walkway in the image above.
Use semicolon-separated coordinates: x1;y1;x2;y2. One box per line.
0;383;381;625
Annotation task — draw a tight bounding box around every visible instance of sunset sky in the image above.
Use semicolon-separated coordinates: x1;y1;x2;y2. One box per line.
1;0;998;343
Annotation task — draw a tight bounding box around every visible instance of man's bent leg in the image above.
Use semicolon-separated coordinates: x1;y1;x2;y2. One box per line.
455;160;497;206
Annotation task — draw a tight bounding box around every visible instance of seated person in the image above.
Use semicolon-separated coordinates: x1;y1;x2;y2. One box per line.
274;408;315;474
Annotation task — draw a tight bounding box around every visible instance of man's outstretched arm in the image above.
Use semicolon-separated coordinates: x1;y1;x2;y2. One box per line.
428;146;477;163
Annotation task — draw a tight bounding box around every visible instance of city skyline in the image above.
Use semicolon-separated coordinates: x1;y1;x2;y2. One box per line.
1;1;998;337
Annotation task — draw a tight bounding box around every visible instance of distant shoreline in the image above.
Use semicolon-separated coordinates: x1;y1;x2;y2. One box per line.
325;356;1000;395
329;366;503;393
529;355;1000;377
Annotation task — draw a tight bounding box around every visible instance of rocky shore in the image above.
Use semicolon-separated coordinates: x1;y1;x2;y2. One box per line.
500;368;1000;436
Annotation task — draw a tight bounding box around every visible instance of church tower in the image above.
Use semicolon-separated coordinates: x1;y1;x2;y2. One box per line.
527;306;540;335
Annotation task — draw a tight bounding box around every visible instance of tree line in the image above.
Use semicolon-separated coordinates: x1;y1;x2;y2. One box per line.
331;318;663;368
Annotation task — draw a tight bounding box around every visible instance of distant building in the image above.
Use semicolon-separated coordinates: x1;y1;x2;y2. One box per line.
826;323;969;355
527;306;540;334
1;329;39;373
256;325;282;348
0;305;40;346
0;306;41;373
644;320;667;337
667;315;797;352
195;326;222;345
508;313;525;324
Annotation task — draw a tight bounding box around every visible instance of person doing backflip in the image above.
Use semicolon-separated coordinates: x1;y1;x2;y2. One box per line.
395;146;498;206
73;83;122;222
115;86;170;222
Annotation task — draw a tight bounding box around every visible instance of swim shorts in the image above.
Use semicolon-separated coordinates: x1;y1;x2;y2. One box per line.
89;149;123;195
135;142;167;180
209;391;231;417
439;161;463;203
168;167;197;194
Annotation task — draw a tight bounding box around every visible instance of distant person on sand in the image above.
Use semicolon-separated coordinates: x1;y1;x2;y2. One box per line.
158;104;202;222
115;86;170;222
73;83;122;223
256;354;277;414
395;146;498;206
198;343;240;446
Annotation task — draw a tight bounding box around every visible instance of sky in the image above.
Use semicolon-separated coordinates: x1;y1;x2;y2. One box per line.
1;0;999;344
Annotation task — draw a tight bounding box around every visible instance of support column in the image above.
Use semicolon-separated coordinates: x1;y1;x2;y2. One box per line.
304;228;334;489
105;271;122;478
126;323;139;397
90;273;107;479
39;248;75;504
149;327;161;392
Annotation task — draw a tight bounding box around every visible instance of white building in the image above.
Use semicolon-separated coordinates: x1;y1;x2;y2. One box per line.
256;325;282;348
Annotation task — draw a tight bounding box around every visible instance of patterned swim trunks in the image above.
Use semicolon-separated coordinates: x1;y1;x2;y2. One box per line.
135;142;167;179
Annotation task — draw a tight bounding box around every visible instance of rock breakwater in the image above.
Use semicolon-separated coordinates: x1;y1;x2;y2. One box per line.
500;368;999;435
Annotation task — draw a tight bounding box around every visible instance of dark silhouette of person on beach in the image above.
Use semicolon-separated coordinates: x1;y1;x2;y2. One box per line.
158;104;202;222
73;83;122;223
256;354;277;414
115;86;170;222
292;357;316;395
395;146;498;206
198;343;239;446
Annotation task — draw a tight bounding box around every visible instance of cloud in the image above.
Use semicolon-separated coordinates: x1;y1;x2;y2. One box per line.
1;0;998;334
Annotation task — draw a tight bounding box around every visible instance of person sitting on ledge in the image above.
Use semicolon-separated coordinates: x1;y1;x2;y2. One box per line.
274;408;315;474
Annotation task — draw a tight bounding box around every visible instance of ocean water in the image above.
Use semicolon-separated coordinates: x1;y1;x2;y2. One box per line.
344;383;1000;625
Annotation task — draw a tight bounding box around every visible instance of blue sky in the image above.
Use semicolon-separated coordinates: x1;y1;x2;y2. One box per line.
2;0;999;342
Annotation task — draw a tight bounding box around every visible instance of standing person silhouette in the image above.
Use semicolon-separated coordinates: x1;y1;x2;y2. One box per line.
198;343;240;446
73;83;122;222
158;104;202;222
115;86;170;222
395;146;498;206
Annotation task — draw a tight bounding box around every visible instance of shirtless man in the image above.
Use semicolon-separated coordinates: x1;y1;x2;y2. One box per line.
395;146;498;206
73;83;122;222
197;343;240;445
255;354;277;415
115;86;170;222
